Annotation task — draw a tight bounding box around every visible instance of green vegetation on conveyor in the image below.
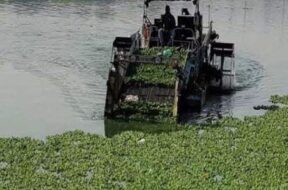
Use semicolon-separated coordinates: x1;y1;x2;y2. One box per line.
126;64;177;87
135;47;188;64
126;47;188;87
1;95;288;189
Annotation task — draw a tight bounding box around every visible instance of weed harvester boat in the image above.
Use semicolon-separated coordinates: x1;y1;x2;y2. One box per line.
104;0;235;122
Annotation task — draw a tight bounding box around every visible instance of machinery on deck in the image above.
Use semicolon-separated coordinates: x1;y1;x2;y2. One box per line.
104;0;235;122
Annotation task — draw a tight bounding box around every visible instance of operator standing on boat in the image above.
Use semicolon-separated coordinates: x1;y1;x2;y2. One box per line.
159;5;176;46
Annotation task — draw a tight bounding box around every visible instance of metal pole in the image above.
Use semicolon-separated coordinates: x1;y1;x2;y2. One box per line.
208;4;211;24
220;55;224;88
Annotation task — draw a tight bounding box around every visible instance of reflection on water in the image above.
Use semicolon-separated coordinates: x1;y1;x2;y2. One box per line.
0;0;288;138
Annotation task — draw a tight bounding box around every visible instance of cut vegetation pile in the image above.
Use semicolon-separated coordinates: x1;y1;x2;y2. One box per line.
126;47;188;87
117;101;174;121
1;95;288;189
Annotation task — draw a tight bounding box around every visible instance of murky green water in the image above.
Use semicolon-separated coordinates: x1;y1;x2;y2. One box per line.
0;0;287;138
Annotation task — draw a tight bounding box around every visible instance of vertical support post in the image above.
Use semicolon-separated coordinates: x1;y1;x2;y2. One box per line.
194;0;200;13
173;79;179;117
220;54;225;88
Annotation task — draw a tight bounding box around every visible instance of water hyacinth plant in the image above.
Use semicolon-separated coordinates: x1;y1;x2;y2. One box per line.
118;101;173;119
0;95;288;189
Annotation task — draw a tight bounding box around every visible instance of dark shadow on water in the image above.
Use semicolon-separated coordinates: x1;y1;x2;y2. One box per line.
104;119;181;137
104;92;235;137
104;116;238;138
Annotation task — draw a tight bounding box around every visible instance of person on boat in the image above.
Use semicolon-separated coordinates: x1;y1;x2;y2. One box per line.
158;5;176;46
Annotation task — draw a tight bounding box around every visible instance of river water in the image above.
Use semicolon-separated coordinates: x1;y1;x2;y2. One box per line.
0;0;287;138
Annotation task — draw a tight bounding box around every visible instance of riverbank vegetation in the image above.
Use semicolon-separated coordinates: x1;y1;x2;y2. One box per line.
1;96;288;189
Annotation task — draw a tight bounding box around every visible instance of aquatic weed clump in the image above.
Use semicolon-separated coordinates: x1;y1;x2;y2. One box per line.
271;95;288;105
1;96;288;189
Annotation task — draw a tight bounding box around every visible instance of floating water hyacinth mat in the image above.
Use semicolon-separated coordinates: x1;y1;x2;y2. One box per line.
1;95;288;189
